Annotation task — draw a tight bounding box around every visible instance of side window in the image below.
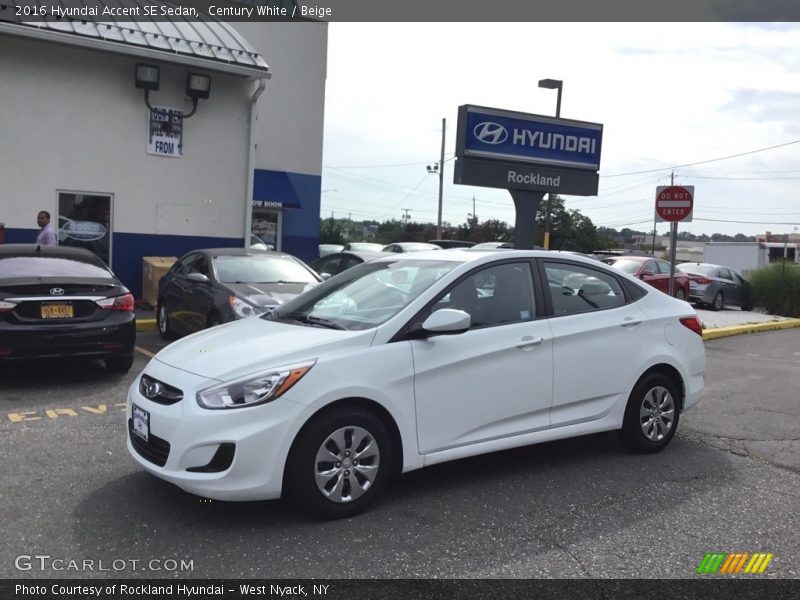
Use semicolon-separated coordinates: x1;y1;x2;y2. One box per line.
194;256;209;276
317;256;342;275
544;261;626;316
717;268;732;280
655;260;670;274
731;271;745;285
436;262;534;329
173;254;196;276
340;256;362;271
643;261;658;274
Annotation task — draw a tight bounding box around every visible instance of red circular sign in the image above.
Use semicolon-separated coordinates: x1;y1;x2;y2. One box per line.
655;186;694;222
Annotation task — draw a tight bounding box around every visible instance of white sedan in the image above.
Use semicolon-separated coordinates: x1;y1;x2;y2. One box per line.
127;250;705;518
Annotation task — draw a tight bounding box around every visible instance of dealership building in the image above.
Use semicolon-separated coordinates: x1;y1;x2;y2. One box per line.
0;7;327;297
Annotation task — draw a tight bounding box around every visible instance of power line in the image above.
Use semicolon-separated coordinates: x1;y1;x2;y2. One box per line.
601;139;800;178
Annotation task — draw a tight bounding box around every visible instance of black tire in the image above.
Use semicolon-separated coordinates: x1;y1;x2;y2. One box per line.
710;291;724;311
285;408;393;519
675;287;686;301
156;301;175;340
619;373;681;454
105;355;134;373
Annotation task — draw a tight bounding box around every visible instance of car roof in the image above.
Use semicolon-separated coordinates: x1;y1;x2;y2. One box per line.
326;250;394;260
191;247;297;259
604;255;653;262
0;243;104;263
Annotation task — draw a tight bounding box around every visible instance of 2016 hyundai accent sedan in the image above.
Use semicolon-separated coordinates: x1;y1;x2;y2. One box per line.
127;250;705;518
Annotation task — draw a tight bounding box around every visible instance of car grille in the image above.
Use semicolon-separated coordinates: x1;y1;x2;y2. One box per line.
128;419;170;467
139;374;183;405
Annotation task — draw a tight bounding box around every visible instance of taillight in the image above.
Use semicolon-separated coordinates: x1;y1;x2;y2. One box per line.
96;293;135;311
0;300;17;314
692;276;712;285
680;316;703;337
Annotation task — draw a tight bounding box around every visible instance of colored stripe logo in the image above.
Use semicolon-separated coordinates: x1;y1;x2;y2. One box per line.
696;552;773;574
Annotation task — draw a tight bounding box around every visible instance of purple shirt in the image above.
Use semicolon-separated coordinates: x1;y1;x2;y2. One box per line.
36;222;58;246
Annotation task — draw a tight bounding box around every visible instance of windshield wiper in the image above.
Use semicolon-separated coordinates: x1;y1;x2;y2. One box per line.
274;312;347;330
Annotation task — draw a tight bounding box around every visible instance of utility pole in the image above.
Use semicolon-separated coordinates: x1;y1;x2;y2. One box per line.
437;118;446;239
539;79;563;250
402;208;412;223
472;196;477;221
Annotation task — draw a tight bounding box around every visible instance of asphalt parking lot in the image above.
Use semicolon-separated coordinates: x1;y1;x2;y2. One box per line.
1;327;799;580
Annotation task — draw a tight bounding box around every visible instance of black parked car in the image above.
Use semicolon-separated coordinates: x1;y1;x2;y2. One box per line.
157;248;322;339
0;244;135;372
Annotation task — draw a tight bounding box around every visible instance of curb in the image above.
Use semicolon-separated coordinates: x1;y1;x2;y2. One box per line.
702;319;800;341
137;318;157;332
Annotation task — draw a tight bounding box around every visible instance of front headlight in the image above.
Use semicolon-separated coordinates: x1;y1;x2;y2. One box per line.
196;361;316;409
229;296;264;319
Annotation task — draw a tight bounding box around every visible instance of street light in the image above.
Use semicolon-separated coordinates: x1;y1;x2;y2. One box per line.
538;78;563;251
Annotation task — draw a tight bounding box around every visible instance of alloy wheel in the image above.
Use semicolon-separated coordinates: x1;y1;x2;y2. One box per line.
639;386;675;442
313;426;380;503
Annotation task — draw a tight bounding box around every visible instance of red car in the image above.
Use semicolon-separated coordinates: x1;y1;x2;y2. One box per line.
601;256;690;300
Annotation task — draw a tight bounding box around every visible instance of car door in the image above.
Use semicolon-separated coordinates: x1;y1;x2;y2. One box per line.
161;254;198;335
541;259;653;429
184;253;216;332
411;260;553;454
715;268;738;304
641;260;667;293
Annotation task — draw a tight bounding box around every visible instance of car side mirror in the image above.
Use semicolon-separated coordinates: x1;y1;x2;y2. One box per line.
320;272;332;281
187;272;210;283
639;270;654;278
421;308;471;335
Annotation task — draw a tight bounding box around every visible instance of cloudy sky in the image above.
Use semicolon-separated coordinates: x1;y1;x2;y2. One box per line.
320;22;800;237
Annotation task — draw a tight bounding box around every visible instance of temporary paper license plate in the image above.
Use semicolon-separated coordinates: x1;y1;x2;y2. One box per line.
132;404;150;442
41;303;73;319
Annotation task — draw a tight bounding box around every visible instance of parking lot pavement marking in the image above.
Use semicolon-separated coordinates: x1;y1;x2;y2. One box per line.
136;345;155;358
6;403;127;423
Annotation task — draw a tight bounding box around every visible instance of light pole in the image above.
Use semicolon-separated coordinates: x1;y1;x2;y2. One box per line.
538;78;562;250
426;118;446;239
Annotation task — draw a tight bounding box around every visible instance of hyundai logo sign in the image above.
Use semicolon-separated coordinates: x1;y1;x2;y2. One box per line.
473;122;508;145
49;288;65;296
457;105;603;171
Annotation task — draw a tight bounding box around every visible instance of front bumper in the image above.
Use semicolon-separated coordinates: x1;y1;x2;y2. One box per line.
126;358;309;501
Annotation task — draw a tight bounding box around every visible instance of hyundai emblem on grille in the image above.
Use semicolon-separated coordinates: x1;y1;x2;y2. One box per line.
50;287;65;295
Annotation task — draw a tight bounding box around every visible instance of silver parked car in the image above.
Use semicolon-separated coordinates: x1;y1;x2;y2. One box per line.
675;262;752;311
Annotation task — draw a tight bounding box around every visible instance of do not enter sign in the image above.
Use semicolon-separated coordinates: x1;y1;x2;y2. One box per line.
655;185;694;222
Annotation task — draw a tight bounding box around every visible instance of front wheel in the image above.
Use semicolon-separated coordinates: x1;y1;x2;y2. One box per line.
619;373;680;454
285;408;393;519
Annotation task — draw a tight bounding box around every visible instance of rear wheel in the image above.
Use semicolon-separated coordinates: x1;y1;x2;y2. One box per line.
105;355;133;373
157;301;175;340
675;287;686;301
285;408;393;519
620;373;680;454
711;291;724;311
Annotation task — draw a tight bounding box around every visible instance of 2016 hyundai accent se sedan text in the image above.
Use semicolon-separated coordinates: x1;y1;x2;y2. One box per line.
127;250;705;518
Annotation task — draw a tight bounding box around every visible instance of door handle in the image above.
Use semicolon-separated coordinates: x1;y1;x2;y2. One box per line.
620;318;643;328
515;336;544;350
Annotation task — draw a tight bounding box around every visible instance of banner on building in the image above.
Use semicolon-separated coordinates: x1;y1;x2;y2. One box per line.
147;105;184;158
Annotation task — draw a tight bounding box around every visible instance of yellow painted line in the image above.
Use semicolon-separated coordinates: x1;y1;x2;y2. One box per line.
6;403;127;423
758;553;774;574
703;318;800;341
135;345;156;358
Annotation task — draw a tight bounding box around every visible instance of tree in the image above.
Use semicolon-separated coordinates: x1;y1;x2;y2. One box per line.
319;217;345;245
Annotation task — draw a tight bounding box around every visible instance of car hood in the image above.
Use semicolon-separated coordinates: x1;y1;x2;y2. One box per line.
153;317;374;381
224;282;318;308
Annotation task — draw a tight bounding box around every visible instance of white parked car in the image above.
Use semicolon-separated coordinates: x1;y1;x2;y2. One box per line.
127;250;705;518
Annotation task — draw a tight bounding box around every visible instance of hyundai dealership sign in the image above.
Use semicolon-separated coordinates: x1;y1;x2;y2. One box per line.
455;104;602;195
457;105;603;171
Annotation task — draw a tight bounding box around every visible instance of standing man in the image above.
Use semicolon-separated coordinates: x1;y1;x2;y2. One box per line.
36;210;58;246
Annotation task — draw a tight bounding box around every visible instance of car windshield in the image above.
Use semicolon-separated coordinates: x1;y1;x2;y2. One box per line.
269;259;458;331
0;256;112;279
606;259;642;275
676;263;716;276
213;255;317;284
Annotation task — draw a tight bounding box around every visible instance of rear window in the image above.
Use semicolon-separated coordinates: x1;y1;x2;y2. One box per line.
606;259;641;275
676;263;715;276
0;256;113;279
